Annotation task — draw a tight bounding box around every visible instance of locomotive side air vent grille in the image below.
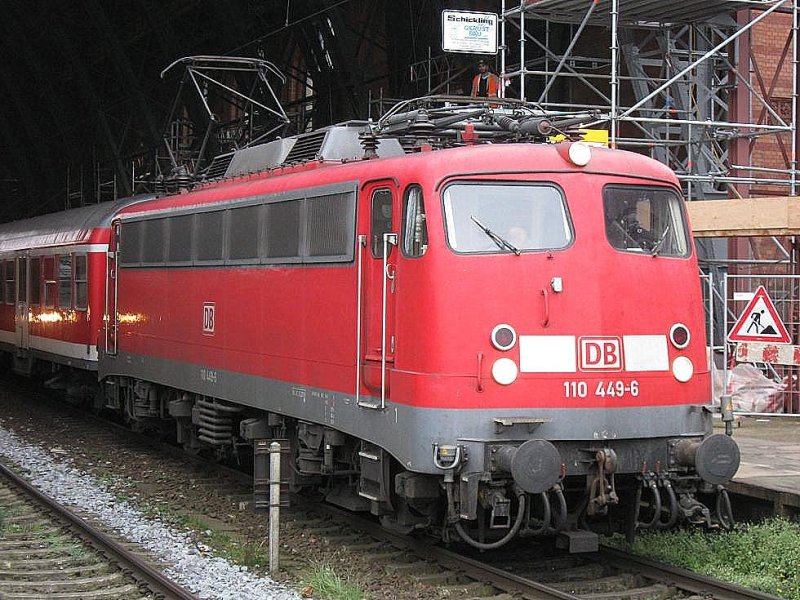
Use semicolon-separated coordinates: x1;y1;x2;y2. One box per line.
202;153;235;180
283;130;327;164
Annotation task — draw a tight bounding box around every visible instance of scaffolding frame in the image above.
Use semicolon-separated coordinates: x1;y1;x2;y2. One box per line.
500;0;799;201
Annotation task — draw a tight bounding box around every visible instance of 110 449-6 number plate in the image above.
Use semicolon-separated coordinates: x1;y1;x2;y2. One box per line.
563;380;639;398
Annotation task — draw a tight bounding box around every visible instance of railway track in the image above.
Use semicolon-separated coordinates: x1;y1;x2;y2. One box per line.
313;501;785;600
0;381;786;600
0;461;198;600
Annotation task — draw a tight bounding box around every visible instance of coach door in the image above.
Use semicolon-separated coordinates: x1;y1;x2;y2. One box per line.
104;221;120;355
358;184;398;408
15;257;29;351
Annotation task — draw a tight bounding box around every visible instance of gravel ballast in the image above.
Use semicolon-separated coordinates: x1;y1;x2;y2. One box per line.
0;423;299;600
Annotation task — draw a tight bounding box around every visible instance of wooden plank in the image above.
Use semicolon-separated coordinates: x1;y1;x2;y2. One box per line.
685;196;800;237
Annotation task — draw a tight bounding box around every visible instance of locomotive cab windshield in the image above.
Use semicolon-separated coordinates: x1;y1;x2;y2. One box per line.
443;182;573;254
603;185;690;257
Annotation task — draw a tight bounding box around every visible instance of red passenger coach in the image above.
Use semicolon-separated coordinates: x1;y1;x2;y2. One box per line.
0;99;741;549
0;198;150;377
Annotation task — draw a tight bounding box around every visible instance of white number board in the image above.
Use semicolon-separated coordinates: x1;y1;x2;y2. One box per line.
442;10;498;55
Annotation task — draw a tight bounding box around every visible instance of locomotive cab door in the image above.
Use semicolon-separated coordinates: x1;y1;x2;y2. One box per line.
358;184;399;408
104;221;120;356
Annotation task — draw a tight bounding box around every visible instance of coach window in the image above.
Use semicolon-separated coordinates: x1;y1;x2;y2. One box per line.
371;189;393;258
30;258;41;305
59;255;72;308
402;185;427;257
603;186;690;257
5;261;15;304
265;200;301;261
17;259;27;304
74;254;88;310
43;257;56;308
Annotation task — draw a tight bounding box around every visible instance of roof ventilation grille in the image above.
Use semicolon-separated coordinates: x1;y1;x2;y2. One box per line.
203;153;235;180
283;130;327;163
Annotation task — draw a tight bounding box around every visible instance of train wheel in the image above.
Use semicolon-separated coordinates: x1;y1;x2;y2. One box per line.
379;498;428;535
378;462;438;535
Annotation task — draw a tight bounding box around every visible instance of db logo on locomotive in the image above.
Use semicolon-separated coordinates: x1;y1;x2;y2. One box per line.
579;337;622;371
202;302;215;335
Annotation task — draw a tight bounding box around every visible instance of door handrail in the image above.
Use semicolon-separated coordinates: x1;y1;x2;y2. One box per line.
381;232;398;409
355;234;367;406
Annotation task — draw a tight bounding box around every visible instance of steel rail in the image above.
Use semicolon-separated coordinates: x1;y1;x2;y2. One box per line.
599;546;785;600
4;381;784;600
313;501;576;600
0;461;200;600
318;497;784;600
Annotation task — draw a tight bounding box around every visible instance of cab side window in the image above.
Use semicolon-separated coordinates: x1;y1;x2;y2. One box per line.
370;189;393;258
402;185;427;257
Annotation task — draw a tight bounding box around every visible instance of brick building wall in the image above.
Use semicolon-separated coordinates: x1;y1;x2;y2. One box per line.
749;11;795;198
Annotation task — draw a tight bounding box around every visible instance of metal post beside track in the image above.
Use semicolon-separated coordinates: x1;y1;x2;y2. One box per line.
269;441;281;576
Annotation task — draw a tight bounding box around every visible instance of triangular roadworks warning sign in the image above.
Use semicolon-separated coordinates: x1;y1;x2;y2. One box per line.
728;286;791;343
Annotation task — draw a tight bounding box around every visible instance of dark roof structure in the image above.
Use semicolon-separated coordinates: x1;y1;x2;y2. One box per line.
0;0;791;227
0;0;464;222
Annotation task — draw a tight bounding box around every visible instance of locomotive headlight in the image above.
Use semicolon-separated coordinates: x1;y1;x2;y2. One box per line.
568;142;592;166
669;323;691;349
672;356;694;382
492;358;518;385
491;324;517;351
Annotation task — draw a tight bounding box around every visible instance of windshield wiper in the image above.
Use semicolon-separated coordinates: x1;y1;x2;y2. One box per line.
651;225;671;256
470;215;521;255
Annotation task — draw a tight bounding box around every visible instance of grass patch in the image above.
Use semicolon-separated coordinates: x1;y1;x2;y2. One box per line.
5;520;46;534
45;531;85;557
147;507;268;570
213;532;268;568
301;560;365;600
0;504;24;534
176;513;211;532
618;518;800;599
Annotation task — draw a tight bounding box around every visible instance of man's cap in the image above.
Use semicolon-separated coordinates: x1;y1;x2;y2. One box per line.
477;58;487;65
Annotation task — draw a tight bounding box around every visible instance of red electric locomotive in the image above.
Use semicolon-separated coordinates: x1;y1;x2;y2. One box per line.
0;97;739;549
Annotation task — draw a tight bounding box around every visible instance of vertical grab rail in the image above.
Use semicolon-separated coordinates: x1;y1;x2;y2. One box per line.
112;247;119;355
105;224;120;356
381;233;398;409
355;235;367;406
105;249;112;354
